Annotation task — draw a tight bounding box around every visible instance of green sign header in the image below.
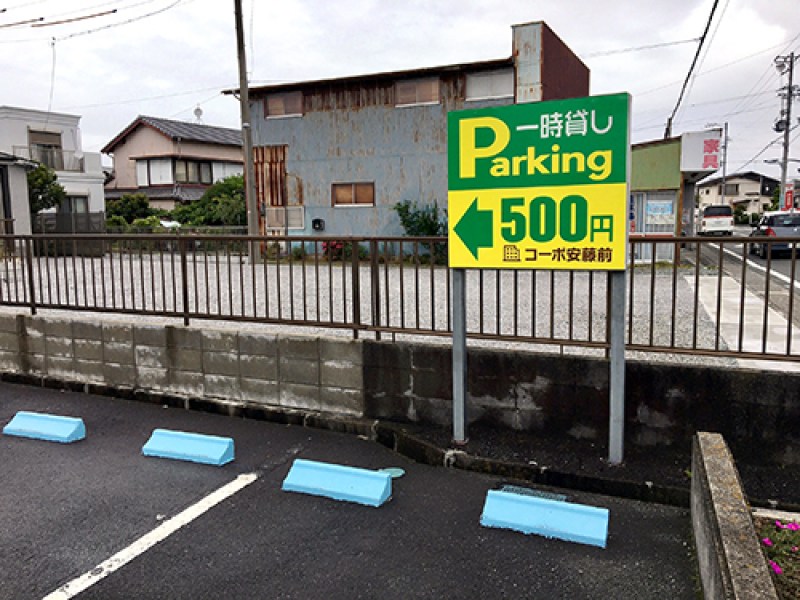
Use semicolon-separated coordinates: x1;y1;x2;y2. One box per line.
448;93;629;191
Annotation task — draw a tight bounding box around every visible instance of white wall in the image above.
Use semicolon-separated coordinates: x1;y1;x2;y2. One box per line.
0;106;81;155
7;166;31;235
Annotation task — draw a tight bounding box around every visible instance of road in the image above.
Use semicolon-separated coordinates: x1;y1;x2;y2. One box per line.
0;381;698;599
695;230;800;330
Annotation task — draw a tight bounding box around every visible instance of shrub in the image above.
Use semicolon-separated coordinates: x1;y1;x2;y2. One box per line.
105;215;128;232
394;200;447;237
394;200;448;265
321;240;368;261
106;193;155;224
129;215;164;233
323;240;346;261
291;244;307;261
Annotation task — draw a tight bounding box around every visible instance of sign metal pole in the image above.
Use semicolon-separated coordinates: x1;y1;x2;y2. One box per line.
608;270;626;465
452;268;468;444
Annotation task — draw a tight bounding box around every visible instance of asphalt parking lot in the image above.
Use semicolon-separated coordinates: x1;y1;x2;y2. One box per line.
1;382;698;599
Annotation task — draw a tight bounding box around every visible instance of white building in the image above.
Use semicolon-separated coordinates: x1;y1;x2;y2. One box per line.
0;106;106;234
695;171;779;217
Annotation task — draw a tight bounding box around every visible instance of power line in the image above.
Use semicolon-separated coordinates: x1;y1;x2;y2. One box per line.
45;0;161;21
45;37;56;129
56;0;184;41
32;8;118;28
0;16;42;28
582;37;700;58
665;0;721;137
726;31;800;119
635;37;799;97
738;123;799;171
0;0;186;43
672;0;730;125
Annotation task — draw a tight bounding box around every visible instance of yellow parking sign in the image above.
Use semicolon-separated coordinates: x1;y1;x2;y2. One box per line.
448;93;630;271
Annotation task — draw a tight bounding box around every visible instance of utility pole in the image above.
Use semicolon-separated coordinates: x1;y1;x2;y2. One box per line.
707;122;728;205
775;52;798;212
234;0;259;257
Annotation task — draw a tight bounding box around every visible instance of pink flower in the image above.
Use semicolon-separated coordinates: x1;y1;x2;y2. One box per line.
775;520;784;529
786;522;800;531
793;547;799;553
769;560;783;575
762;537;773;547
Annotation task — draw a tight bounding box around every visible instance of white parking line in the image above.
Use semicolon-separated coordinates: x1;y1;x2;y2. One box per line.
714;242;800;291
42;472;258;600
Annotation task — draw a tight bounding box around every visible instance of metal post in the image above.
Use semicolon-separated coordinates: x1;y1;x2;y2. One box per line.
179;237;190;326
608;270;626;464
351;240;361;339
452;268;467;443
24;237;37;316
370;239;381;341
234;0;259;259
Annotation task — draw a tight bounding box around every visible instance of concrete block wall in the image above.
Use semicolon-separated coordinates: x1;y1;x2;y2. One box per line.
0;314;364;417
363;339;800;461
2;313;800;460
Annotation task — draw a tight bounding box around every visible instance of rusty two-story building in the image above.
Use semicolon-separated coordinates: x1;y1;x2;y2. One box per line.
237;21;590;238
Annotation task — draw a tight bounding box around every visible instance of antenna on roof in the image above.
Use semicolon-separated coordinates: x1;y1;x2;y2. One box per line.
193;105;204;124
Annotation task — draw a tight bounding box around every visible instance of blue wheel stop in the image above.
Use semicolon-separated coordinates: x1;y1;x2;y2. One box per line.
282;458;392;507
3;411;86;444
142;429;235;466
480;489;609;548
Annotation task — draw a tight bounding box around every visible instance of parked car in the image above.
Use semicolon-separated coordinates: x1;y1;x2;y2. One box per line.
698;205;734;236
749;211;800;258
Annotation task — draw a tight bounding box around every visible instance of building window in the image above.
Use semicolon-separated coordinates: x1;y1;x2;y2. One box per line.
395;78;439;106
719;183;739;196
59;195;88;214
466;69;514;100
332;182;374;206
265;91;303;117
29;130;64;170
175;159;213;184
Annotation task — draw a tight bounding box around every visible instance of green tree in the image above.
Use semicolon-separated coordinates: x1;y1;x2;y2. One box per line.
106;193;156;225
27;163;66;214
769;186;780;211
170;174;245;226
733;204;747;224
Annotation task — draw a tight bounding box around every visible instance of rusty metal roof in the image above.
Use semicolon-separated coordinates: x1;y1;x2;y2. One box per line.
227;57;513;96
102;116;241;154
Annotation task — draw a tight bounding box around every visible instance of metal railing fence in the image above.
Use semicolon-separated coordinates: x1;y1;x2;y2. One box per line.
0;233;798;362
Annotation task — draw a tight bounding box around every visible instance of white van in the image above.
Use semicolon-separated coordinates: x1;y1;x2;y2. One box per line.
698;205;734;236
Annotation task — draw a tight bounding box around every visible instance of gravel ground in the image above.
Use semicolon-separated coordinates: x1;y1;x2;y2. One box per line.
0;252;744;367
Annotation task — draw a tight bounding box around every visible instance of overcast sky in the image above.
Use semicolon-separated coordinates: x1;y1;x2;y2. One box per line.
1;0;797;180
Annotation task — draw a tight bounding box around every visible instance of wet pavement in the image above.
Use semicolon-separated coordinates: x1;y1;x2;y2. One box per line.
0;381;698;599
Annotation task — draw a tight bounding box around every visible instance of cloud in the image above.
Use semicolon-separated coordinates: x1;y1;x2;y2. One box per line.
0;0;793;179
